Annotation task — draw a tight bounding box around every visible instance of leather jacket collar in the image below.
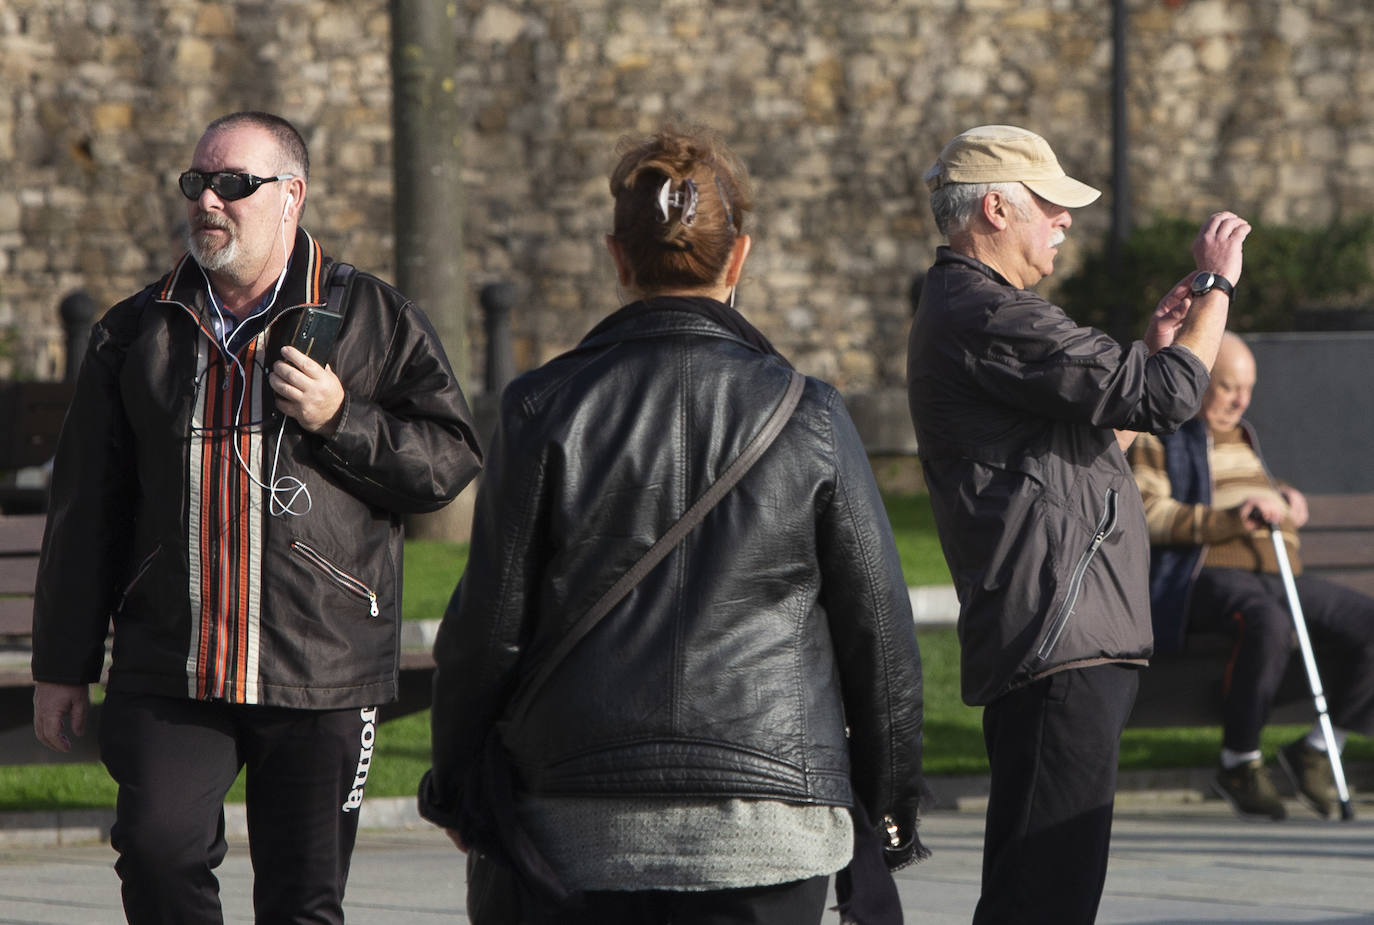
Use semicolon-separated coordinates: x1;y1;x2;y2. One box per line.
581;296;790;367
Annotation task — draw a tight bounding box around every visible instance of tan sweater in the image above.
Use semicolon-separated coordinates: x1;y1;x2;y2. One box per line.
1130;426;1301;575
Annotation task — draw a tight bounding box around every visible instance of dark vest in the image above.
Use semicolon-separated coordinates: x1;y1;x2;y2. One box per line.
1148;418;1211;652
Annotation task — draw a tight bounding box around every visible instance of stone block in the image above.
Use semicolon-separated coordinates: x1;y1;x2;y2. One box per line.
473;5;525;45
1302;72;1349;101
91;102;133;134
194;4;235;38
542;241;595;276
0;194;18;233
173;37;216;75
1176;0;1238;34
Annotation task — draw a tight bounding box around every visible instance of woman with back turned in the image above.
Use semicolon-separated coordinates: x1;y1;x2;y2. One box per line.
419;125;926;925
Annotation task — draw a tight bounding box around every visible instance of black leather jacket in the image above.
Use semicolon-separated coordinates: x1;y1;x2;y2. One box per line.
425;298;925;846
908;248;1210;704
32;230;481;708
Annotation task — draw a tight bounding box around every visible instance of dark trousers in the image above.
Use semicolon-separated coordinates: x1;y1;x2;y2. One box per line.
973;662;1139;925
466;852;830;925
1188;568;1374;752
98;691;378;925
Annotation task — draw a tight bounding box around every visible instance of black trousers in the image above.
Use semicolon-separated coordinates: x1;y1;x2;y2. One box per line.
98;691;378;925
1188;568;1374;752
466;852;830;925
973;662;1139;925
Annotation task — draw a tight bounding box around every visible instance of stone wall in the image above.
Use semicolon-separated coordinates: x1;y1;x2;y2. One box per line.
3;0;1373;393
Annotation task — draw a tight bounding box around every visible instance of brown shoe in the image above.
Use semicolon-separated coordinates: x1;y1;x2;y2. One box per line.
1277;739;1339;818
1213;759;1286;820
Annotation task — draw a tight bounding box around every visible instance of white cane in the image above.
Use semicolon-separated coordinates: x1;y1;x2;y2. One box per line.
1268;523;1356;821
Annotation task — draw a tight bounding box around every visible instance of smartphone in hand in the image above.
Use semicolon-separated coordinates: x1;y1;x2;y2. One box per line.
287;307;343;364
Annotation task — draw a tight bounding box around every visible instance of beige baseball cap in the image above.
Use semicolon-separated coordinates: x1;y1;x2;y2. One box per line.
924;125;1101;209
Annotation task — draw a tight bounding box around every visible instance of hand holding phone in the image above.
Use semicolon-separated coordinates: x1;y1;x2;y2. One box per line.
273;309;346;434
288;307;343;364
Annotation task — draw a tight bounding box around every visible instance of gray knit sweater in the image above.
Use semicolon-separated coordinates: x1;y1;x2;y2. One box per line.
515;795;854;891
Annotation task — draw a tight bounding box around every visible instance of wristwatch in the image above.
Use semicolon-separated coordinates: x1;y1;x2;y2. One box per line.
1190;271;1235;299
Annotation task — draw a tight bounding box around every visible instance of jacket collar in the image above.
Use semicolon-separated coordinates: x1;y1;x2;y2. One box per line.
154;228;330;315
934;245;1016;289
579;296;786;364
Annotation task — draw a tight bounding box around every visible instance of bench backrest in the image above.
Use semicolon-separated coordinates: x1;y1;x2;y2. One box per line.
1292;493;1374;595
0;515;45;640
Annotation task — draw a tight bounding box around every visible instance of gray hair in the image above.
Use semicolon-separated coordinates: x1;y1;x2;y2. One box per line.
929;181;1034;237
203;111;309;182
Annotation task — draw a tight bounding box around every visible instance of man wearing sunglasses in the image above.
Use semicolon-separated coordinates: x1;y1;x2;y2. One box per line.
30;111;483;924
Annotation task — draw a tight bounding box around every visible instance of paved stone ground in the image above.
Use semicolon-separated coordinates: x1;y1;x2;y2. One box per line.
2;797;1372;924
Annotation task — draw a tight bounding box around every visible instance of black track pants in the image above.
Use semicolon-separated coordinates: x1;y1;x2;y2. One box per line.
99;691;379;925
973;663;1139;925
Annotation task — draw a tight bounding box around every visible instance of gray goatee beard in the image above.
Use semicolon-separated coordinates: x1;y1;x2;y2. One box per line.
188;215;238;273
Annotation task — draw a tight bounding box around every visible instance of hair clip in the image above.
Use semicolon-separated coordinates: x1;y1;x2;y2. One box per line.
656;177;698;226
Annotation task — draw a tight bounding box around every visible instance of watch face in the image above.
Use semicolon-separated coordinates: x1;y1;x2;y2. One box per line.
1191;272;1215;295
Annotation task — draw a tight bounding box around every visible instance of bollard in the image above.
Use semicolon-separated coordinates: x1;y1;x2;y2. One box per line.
59;290;98;382
480;281;516;395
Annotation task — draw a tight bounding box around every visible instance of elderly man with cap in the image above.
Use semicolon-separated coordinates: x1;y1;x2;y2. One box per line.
907;125;1251;924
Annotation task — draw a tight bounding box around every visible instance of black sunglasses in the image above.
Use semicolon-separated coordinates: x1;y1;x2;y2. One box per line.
179;170;293;202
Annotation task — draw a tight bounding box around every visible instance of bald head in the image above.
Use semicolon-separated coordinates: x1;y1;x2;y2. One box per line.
1200;332;1256;433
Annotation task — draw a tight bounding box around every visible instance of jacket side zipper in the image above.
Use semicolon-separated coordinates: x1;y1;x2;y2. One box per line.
1033;488;1119;664
291;541;380;616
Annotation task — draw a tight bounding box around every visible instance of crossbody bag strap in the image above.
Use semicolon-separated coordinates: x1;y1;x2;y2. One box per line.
510;368;807;721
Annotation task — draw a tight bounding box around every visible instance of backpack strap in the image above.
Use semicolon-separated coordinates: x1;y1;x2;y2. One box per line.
324;261;356;316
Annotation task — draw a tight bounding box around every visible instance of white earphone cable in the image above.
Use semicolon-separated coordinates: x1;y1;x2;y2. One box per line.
197;226;313;518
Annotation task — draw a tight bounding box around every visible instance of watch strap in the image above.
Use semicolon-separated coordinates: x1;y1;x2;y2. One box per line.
1192;271;1235;298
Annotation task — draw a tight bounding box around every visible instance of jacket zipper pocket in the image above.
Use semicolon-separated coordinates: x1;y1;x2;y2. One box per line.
114;545;162;613
291;541;380;616
1033;488;1119;665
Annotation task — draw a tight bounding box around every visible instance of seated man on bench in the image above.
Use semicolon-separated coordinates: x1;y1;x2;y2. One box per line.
1129;332;1374;820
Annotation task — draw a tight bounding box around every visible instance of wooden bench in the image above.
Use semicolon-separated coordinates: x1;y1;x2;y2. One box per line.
1129;492;1374;726
0;515;43;646
0;514;44;735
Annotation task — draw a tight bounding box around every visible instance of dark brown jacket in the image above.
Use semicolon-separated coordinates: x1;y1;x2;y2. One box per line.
908;247;1209;704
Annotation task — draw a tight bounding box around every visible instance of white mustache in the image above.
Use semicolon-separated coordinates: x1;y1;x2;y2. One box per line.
1050;230;1066;248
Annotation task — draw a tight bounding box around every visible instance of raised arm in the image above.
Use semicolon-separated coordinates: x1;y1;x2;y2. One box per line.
1161;211;1252;371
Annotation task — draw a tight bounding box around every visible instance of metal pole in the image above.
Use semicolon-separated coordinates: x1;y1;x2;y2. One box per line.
58;290;98;382
480;281;515;395
1107;0;1132;343
1269;524;1355;821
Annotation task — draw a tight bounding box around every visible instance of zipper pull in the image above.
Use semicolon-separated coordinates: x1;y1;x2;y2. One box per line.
368;592;379;618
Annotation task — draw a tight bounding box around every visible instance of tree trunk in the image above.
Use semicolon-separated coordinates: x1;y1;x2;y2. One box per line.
390;0;474;542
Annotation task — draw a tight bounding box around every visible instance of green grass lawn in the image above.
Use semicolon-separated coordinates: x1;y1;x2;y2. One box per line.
3;493;1368;811
399;539;468;622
